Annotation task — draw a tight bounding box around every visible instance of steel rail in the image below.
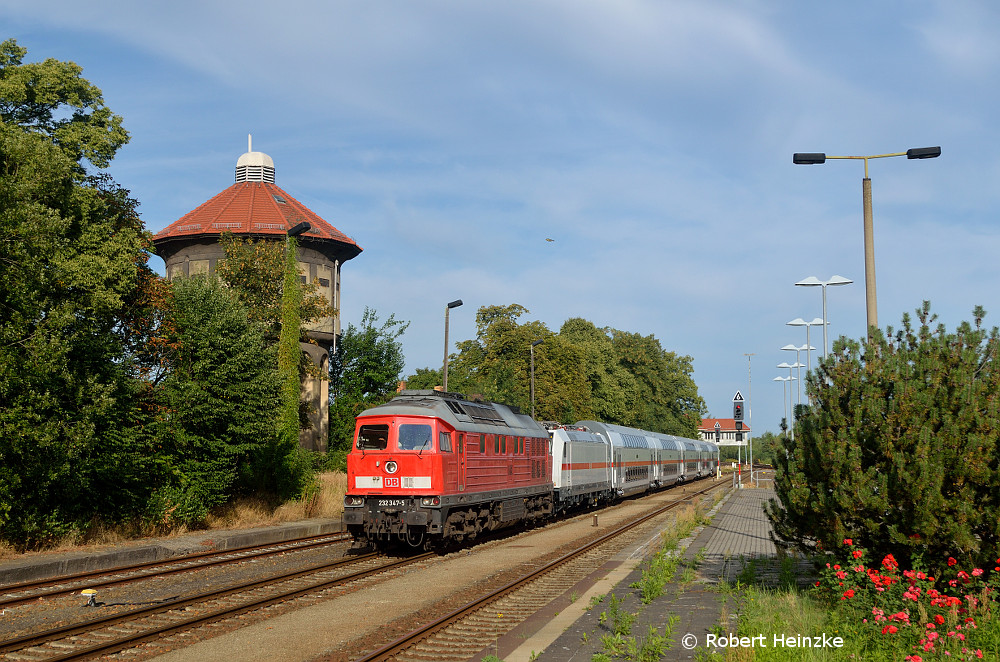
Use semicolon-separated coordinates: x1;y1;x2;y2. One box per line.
0;532;352;610
0;550;435;660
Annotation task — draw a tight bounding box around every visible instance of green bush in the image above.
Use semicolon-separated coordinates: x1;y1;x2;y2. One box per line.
767;303;1000;576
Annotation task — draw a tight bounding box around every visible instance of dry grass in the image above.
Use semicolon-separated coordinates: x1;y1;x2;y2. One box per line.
0;472;349;562
205;471;347;528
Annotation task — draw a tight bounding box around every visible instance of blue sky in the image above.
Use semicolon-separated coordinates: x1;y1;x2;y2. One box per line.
5;1;999;438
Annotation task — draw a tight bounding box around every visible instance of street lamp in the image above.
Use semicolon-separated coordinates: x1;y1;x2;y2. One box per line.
787;318;823;374
793;146;940;333
795;275;852;358
777;362;801;440
780;347;811;406
442;299;463;392
530;339;544;418
773;375;795;440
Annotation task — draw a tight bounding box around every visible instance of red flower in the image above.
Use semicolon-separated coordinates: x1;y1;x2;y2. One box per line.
853;550;863;559
844;538;853;546
882;554;898;570
948;557;957;567
842;589;855;600
882;624;898;634
935;614;945;625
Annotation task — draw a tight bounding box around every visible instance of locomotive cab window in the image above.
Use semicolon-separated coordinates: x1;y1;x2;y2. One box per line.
357;424;389;450
439;431;453;452
398;424;433;451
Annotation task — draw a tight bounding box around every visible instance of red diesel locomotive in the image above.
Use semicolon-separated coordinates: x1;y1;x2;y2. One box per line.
343;390;552;549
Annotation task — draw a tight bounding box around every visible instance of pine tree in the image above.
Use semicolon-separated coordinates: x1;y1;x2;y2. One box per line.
767;303;1000;574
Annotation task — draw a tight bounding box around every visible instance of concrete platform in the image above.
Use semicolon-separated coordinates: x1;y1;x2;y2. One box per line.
505;486;794;661
0;518;343;587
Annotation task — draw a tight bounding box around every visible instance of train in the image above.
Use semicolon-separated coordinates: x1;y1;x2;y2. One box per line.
342;389;719;550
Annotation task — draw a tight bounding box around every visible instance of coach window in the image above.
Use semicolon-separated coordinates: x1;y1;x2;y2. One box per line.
398;424;432;451
439;431;453;452
501;435;507;454
356;424;389;450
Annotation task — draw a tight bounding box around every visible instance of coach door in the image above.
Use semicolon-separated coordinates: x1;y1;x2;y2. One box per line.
458;433;466;491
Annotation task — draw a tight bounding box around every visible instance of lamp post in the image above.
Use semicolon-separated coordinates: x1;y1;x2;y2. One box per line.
530;339;544;418
777;362;801;440
787;317;824;373
744;352;755;481
795;275;853;358
442;299;463;392
793;147;940;334
780;347;811;406
773;375;795;440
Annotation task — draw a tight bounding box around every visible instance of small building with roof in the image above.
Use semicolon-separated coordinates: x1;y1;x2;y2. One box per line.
698;418;750;445
153;138;362;452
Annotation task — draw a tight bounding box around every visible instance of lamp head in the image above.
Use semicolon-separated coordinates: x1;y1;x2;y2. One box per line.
906;146;941;159
793;153;827;165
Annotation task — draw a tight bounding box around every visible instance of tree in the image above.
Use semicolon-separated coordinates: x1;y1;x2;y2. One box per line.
528;334;592;423
215;232;333;340
0;41;155;547
403;367;442;390
558;318;639;425
329;308;409;453
217;231;336;494
749;431;782;467
610;330;705;437
0;39;128;169
766;303;1000;575
151;277;282;523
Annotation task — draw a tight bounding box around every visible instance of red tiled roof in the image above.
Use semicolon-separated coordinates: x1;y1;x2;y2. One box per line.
154;182;361;256
698;418;750;432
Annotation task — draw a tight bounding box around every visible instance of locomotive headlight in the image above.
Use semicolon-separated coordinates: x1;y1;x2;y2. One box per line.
420;496;441;507
385;461;398;474
344;496;365;507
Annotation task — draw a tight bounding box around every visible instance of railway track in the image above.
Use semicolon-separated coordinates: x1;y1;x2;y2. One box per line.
0;532;352;610
354;480;730;662
0;480;726;661
0;548;432;661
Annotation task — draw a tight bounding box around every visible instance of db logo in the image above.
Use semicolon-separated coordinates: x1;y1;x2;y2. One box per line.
384;477;401;488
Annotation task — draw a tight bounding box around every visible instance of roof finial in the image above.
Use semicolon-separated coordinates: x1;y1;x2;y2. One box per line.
248;133;252;153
